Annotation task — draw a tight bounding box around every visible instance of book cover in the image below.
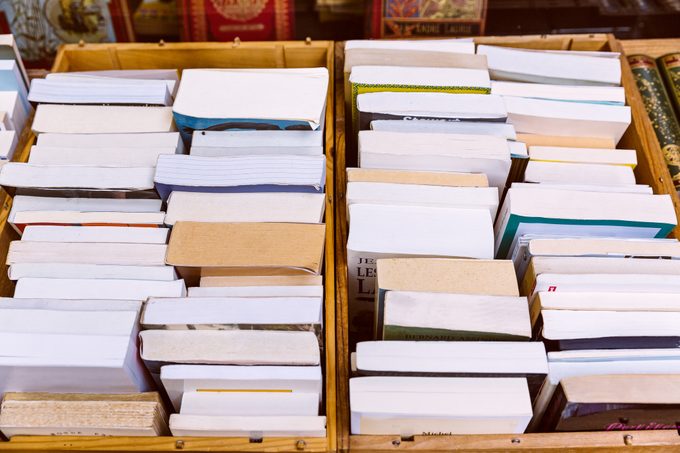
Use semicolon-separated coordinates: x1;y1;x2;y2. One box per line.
180;0;294;42
370;0;486;39
0;0;134;66
628;54;680;190
658;52;680;122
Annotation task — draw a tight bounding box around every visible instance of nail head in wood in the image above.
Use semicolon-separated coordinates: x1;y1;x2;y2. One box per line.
624;434;634;446
175;440;185;449
295;439;306;450
233;37;241;47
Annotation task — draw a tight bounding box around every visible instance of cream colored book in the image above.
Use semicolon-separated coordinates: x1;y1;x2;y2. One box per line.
0;392;169;438
346;168;488;187
32;105;175;134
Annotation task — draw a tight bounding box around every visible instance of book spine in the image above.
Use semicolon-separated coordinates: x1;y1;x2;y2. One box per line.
628;54;680;189
658;53;680;122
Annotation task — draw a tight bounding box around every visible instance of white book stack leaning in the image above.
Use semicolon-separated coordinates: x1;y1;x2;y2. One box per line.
133;66;330;438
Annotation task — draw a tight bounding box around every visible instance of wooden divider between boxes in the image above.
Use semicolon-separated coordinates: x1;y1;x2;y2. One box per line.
0;41;337;453
334;35;680;453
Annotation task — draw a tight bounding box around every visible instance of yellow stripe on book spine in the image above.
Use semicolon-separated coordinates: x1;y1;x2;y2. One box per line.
196;389;293;393
529;158;636;169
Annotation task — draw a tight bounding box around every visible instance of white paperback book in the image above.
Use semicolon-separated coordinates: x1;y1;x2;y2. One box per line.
346;182;499;219
191;130;323;156
161;364;322;411
28;146;176;166
141;296;323;329
503;96;631;143
523;161;636;186
369;120;517;140
478;45;621;85
187;285;323;298
179;391;319;416
169;415;326;438
31;105;175;134
358;131;511;190
173;68;329;131
28;77;172;106
0;91;29;132
139;330;320;372
13;278;186;300
36;132;184;153
8;263;176;281
46;69;179;97
350;376;533;435
490;81;625;104
165;192;325;225
7;242;168;266
20;226;169;243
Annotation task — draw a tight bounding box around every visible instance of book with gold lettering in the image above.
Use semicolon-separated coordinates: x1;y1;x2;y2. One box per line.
370;0;487;38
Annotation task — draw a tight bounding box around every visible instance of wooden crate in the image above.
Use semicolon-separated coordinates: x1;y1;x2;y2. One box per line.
0;41;338;453
333;35;680;453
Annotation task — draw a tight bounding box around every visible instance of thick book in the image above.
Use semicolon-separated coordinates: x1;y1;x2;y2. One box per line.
478;45;621;86
165;192;325;225
349;66;490;134
527;146;637;167
358;130;510;190
347;205;494;341
7;242;167;266
345;167;488;187
20;226;169;244
491;81;625;105
0;163;157;199
139;330;320;373
153;154;326;200
141;296;322;338
357;92;506;131
28;145;176;166
28;77;172;106
166;222;325;281
179;391;319;416
13;278;186;301
0;392;168;438
9;263;176;282
172;68;327;141
382;291;530;341
494;188;677;259
31;105;175;134
160;364;322;411
523;161;636;186
504;96;631;144
350;376;532;435
169;415;326;437
540;374;680;432
191;129;323;156
374;258;519;340
188;285;322;298
37;132;184;153
354;341;547;402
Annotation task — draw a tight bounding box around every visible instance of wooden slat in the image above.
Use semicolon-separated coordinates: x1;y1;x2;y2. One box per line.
333;35;680;453
0;41;337;453
614;37;680;240
621;39;680;59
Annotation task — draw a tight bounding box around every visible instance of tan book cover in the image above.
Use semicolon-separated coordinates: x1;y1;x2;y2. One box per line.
518;134;616;149
0;392;169;438
166;222;326;281
346;168;488;187
375;258;519;337
200;275;323;287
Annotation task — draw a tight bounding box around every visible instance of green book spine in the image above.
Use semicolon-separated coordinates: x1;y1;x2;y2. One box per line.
628;54;680;189
658;53;680;122
382;325;529;341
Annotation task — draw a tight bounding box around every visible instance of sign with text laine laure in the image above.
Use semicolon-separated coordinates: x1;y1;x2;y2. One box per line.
371;0;487;38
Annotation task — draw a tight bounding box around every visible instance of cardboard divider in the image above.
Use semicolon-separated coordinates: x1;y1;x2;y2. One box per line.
0;41;337;453
333;35;680;452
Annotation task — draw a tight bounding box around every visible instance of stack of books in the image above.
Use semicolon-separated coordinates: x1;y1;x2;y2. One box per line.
0;67;186;438
0;34;31;161
344;39;680;436
134;67;329;438
0;50;330;439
